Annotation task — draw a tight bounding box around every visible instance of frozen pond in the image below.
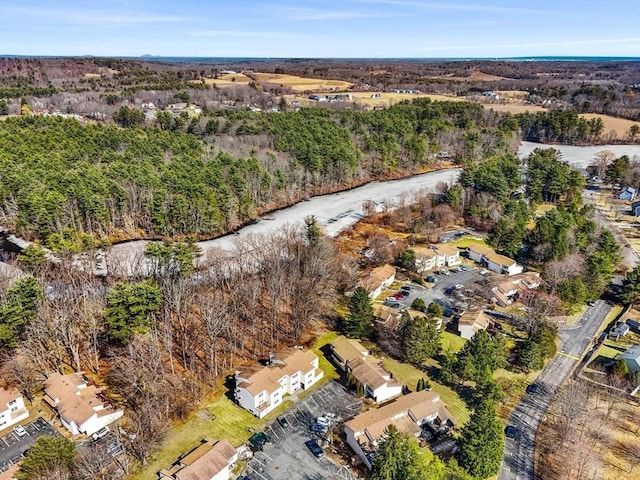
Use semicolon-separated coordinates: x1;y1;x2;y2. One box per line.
517;141;640;170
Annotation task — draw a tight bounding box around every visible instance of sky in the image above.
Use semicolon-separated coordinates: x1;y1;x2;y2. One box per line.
1;0;639;58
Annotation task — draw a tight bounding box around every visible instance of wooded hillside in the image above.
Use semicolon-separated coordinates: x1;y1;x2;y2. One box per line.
0;99;518;247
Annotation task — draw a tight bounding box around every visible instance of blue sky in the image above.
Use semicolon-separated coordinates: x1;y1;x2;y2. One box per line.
2;0;639;57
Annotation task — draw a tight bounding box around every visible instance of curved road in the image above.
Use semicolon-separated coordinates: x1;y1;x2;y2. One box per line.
498;300;611;480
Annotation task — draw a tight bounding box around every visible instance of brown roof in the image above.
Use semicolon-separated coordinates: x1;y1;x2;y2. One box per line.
280;349;317;377
469;244;516;267
412;246;437;259
458;310;492;329
345;390;444;436
434;244;459;257
330;336;368;363
348;357;398;391
364;412;421;441
0;387;21;409
357;264;396;293
43;373;114;427
165;439;236;480
236;365;286;396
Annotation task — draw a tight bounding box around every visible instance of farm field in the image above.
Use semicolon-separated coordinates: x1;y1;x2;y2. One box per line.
195;73;253;87
583;113;640;140
253;72;352;91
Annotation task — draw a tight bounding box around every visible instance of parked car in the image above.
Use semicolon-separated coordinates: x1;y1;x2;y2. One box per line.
440;270;450;275
397;291;409;298
13;425;27;437
401;285;411;291
310;423;328;435
91;426;110;441
587;301;596;307
277;416;290;428
316;416;331;427
388;302;401;309
305;439;324;458
526;384;539;395
505;426;519;439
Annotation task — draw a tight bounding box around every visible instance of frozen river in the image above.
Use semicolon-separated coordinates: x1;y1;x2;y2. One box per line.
5;140;640;275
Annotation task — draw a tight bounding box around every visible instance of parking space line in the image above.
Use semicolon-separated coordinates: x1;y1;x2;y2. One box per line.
247;466;269;480
1;438;8;447
260;451;273;461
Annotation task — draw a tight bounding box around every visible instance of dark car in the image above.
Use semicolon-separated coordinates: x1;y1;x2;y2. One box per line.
401;285;411;291
526;384;539;394
249;432;272;451
310;423;328;435
397;291;409;298
305;439;324;458
277;416;289;428
505;426;519;439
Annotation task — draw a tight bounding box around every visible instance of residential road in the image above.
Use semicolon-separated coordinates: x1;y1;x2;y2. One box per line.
498;300;611;480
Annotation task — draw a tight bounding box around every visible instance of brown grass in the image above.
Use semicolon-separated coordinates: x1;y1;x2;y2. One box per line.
583;113;640;139
253;73;352;92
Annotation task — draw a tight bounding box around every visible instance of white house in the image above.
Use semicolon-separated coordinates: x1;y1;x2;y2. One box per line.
343;390;454;469
609;323;630;340
0;387;29;431
619;345;640;373
235;349;323;418
414;245;461;273
329;336;403;403
467;244;523;276
43;372;124;437
158;438;238;480
457;310;492;340
357;264;396;300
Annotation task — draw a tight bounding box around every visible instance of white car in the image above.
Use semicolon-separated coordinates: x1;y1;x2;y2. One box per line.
13;425;27;437
91;426;110;441
316;416;331;427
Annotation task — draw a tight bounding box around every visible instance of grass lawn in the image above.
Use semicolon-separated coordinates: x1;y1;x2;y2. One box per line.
129;393;267;480
381;356;470;426
441;331;466;353
312;331;340;380
451;236;488;249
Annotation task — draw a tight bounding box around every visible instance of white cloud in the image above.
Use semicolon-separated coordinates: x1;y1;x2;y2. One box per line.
350;0;542;15
279;6;393;20
3;6;188;24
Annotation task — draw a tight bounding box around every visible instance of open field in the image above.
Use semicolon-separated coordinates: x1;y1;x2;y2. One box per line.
583;113;640;140
350;91;463;107
482;103;546;114
253;72;352;91
195;73;253;87
429;70;510;82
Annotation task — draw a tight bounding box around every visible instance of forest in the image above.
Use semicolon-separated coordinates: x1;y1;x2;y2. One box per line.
0;99;518;248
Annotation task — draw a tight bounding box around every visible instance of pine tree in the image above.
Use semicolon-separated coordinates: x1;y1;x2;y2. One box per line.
456;401;504;479
343;286;374;338
402;316;441;365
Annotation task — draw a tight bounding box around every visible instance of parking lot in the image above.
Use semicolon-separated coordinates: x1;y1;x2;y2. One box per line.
243;381;361;480
0;417;58;473
385;265;487;319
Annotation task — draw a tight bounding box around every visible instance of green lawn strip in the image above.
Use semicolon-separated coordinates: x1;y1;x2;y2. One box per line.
597;305;623;335
312;331;340;380
441;331;466;353
451;236;489;248
381;356;470;426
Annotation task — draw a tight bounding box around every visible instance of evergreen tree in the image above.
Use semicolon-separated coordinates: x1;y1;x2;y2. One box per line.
622;265;640;306
373;425;445;480
0;276;43;348
402;315;441;365
304;215;324;245
105;280;161;344
456;401;504;479
343;286;374;338
15;436;76;480
454;329;507;383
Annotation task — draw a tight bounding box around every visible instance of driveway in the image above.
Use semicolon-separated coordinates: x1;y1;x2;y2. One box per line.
242;381;361;480
498;300;611;480
0;417;58;473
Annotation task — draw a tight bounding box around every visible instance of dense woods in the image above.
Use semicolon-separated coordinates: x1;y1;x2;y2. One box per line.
0;100;517;247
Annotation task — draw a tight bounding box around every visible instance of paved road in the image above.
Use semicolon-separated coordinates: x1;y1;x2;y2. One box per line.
498;300;611;480
0;418;58;473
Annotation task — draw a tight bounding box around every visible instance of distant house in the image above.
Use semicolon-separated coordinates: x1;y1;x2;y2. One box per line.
43;372;124;437
619;187;637;201
0;387;29;431
235;349;323;418
609;322;630;340
158;438;238;480
343;390;454;469
467;244;523;276
329;336;403;403
413;245;461;274
457;310;492;340
631;201;640;216
373;304;403;330
619;345;640;373
357;264;396;300
490;272;541;307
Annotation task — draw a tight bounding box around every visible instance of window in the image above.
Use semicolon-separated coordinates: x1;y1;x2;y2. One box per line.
8;400;16;406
